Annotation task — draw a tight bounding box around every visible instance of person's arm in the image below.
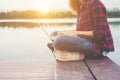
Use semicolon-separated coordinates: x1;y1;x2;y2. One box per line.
56;30;94;39
91;3;107;41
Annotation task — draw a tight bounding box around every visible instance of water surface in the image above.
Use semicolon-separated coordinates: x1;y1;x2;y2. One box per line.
0;20;120;65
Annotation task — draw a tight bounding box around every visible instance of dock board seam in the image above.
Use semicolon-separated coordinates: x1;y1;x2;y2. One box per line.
83;60;97;80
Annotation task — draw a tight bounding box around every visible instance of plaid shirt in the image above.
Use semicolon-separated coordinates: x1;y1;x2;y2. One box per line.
77;0;114;55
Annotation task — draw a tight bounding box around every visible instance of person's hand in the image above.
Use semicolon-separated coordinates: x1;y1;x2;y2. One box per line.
51;31;60;40
51;31;59;36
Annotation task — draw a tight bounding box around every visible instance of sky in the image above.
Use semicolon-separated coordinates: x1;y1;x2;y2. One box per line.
0;0;120;12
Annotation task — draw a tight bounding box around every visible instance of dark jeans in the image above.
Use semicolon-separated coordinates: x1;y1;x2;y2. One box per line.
53;35;96;58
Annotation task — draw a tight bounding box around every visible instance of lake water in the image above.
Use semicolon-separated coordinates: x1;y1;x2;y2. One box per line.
0;19;120;65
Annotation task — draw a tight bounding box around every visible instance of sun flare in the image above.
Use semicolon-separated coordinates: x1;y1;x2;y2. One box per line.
39;5;49;13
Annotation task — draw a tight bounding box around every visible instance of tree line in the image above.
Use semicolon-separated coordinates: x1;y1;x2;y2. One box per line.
0;9;120;19
0;10;75;19
108;8;120;18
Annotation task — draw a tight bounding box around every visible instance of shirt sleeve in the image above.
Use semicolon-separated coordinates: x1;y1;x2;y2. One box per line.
92;3;107;41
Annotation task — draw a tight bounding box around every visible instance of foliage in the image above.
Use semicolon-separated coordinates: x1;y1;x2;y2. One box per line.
0;10;76;19
0;9;120;19
108;8;120;18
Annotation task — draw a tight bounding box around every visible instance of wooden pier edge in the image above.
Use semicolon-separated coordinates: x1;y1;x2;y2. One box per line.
55;60;94;80
85;57;120;80
55;57;120;80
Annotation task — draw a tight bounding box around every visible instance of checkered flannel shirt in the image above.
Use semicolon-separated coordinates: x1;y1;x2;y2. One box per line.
76;0;114;55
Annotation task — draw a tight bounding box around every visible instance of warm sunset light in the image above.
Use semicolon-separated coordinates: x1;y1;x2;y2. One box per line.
0;0;120;80
39;5;50;13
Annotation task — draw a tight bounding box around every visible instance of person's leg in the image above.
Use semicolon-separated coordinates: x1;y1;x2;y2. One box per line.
53;35;94;58
47;43;54;52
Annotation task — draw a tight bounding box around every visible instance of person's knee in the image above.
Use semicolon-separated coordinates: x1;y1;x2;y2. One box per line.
54;36;64;49
54;35;70;50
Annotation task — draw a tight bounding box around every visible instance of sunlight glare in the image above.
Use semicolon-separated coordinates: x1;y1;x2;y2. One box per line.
39;5;49;13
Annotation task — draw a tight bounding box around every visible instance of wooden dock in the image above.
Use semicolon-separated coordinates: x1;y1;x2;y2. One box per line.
0;61;55;80
0;57;120;80
55;57;120;80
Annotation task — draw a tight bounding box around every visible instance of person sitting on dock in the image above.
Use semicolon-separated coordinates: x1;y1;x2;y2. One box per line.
48;0;114;59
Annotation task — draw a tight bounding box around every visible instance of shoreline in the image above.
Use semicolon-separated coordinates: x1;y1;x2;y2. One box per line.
0;18;120;23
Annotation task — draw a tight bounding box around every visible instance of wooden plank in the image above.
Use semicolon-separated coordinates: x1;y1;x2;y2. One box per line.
85;57;120;80
55;60;94;80
0;61;55;80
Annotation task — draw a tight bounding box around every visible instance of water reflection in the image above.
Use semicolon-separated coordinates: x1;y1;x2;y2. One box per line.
108;22;120;65
0;22;74;28
0;22;75;62
0;22;120;65
109;22;120;27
